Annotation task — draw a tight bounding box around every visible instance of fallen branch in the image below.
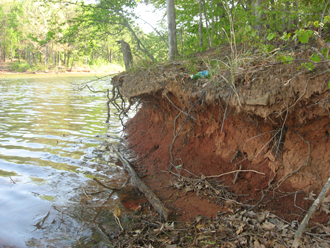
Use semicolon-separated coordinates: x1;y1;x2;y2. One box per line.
293;177;330;247
111;144;171;221
205;170;265;179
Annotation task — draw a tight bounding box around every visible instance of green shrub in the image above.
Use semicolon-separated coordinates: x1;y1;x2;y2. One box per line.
11;62;31;72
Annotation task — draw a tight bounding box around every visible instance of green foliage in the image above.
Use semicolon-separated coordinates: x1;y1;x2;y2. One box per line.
0;0;329;68
293;29;314;44
11;61;31;72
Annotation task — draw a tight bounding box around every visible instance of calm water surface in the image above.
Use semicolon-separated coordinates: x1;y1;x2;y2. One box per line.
0;74;139;247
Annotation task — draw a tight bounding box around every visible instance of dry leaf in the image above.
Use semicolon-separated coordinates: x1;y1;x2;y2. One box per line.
320;204;330;214
236;224;245;235
254;238;265;248
195;215;203;223
183;185;194;192
113;205;121;218
261;221;275;230
256;211;268;223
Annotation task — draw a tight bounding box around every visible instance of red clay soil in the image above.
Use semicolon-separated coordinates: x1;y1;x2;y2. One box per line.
123;91;330;224
114;47;330;225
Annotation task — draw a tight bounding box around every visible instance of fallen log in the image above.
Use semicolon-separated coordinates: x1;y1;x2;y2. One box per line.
111;144;171;221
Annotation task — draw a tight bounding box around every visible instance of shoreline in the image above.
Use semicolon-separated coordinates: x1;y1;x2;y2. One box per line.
0;61;123;77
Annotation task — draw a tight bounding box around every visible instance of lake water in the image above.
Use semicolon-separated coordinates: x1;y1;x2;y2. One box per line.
0;74;140;247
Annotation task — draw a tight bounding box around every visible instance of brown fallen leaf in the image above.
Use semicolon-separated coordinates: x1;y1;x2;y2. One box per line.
113;205;121;218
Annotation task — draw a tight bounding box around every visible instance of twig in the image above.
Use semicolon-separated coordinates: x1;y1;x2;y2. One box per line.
220;91;231;134
293;177;330;247
249;190;267;210
307;97;330;108
233;165;241;185
205;169;265;178
34;211;50;230
93;178;123;190
112;210;124;231
165;92;196;121
9;176;16;184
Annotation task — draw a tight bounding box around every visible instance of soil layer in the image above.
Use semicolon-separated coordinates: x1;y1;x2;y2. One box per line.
113;47;330;224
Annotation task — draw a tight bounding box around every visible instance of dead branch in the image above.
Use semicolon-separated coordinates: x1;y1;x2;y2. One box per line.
205;169;265;179
293;177;330;247
111;144;171;221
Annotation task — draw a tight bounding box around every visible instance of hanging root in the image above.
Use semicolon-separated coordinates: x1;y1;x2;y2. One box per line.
169;93;205;170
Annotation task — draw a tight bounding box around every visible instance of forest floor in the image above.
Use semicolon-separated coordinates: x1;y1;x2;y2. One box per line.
109;42;330;247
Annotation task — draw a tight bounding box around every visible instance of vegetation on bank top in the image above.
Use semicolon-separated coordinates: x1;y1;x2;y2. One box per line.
0;0;329;74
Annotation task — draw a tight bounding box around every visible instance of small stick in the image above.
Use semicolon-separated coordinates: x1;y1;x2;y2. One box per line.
220;91;231;134
205;169;265;178
93;177;130;190
233;165;241;185
9;176;16;184
293;177;330;247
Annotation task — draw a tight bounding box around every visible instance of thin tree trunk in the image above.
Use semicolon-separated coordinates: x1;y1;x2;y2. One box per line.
10;37;13;62
252;0;262;31
45;45;48;66
199;0;203;48
202;0;211;47
58;51;60;66
167;0;179;60
180;26;183;58
293;0;298;28
210;0;215;47
110;49;112;63
64;51;67;66
3;29;6;62
67;51;70;68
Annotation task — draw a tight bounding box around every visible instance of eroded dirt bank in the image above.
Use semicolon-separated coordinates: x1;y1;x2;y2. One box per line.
112;48;330;224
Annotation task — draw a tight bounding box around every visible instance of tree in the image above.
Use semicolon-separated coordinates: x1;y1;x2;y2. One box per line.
166;0;178;60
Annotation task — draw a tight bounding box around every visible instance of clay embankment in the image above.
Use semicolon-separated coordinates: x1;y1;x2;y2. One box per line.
112;49;330;222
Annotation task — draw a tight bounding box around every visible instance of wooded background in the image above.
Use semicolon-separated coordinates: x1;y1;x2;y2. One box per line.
0;0;328;70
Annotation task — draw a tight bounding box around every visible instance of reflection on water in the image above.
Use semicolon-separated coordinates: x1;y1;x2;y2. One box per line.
0;74;141;247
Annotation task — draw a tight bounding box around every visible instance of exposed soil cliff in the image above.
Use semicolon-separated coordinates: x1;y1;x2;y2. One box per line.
112;46;330;223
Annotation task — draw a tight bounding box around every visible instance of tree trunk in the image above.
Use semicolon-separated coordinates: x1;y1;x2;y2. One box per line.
110;49;112;63
3;30;6;62
199;0;203;48
44;45;48;66
202;0;211;47
64;51;67;66
293;0;298;28
180;26;183;58
252;0;262;32
167;0;178;61
10;37;13;62
210;0;215;47
117;40;133;70
58;51;61;66
67;51;70;68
